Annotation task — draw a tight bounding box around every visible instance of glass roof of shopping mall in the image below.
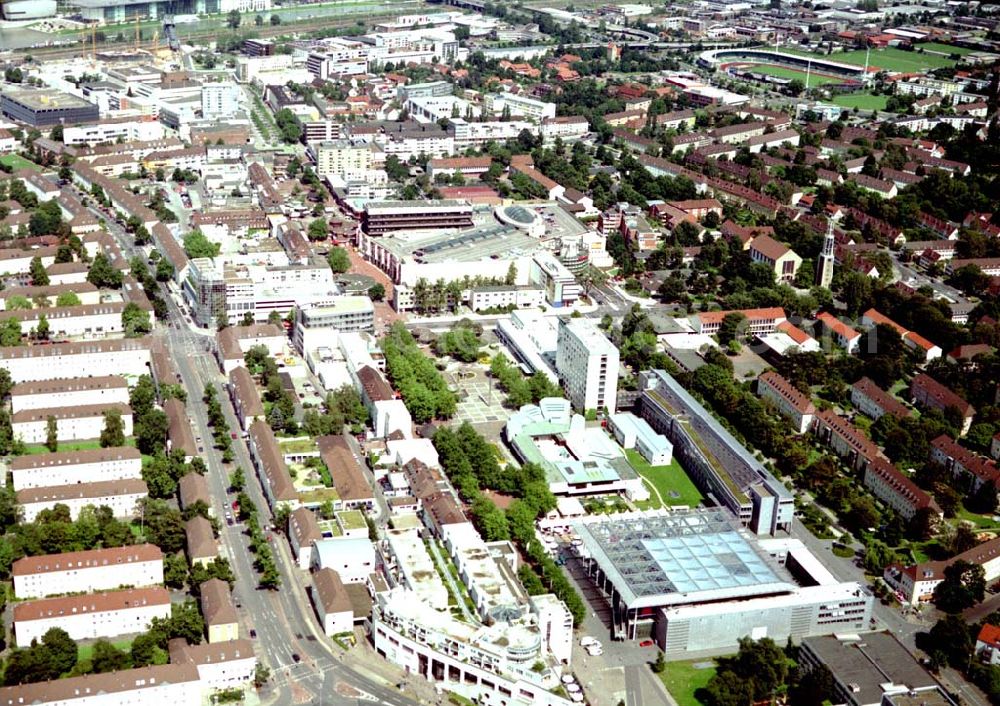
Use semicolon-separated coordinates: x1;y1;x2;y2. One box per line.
574;509;794;608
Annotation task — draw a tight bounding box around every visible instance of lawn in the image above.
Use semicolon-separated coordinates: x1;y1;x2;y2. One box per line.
20;438;135;455
657;659;718;706
78;639;132;663
626;450;704;508
835;48;956;71
954;507;1000;530
748;64;844;86
832;93;889;111
780;47;956;71
919;42;974;56
0;154;40;172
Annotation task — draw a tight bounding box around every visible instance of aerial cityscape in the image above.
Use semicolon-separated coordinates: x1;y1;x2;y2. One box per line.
0;0;997;705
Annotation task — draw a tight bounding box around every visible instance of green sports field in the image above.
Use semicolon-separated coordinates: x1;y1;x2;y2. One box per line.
747;64;845;86
657;659;719;706
832;93;889;111
919;42;974;56
780;46;956;72
0;154;39;172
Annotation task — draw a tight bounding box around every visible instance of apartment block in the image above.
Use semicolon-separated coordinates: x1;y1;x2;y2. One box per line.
13;544;164;599
0;664;201;706
555;318;619;414
0;337;152;383
10;375;129;413
756;370;815;434
862;457;938;521
168;638;256;691
851;377;911;421
911;373;975;436
17;479;147;522
930;434;1000;492
816;312;861;354
12;403;134;445
10;447;142;491
200;578;239;644
311;567;354;636
14;587;170;644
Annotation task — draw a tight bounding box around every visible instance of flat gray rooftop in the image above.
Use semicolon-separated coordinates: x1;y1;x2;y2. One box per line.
802;633;938;706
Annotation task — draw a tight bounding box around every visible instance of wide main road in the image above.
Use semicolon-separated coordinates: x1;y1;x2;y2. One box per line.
84;195;418;706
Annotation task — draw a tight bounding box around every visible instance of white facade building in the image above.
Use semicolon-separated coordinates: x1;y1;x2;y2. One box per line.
17;478;148;522
12;403;134;445
311;568;355;636
483;93;557;122
169;639;257;691
312;140;375;180
10;375;130;414
10;447;142;491
12;544;164;599
63;118;165;146
201;83;241;118
14;587;171;644
555;318;619;414
0;337;152;383
0;664;201;706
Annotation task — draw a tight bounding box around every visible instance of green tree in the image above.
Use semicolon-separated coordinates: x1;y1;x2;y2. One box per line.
44;415;58;452
934;560;986;612
226;9;241;27
122;302;152;338
717;312;746;345
56;292;81;307
368;283;385;301
5;295;30;310
35;314;49;342
86;253;123;288
29;256;49;286
327;247;350;273
182;230;220;259
100;408;127;448
0;318;22;346
90;639;131;673
307;218;328;241
275;108;303;144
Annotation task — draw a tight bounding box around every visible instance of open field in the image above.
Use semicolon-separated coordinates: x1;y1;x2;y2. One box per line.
627;450;704;508
832;93;889;111
21;438;139;455
745;64;845;86
658;659;718;706
919;42;974;56
0;154;40;172
780;46;957;71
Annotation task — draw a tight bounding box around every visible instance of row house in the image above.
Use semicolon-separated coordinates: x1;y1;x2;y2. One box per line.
10;447;142;492
229;366;265;432
910;373;975;436
930;434;1000;493
17;479;147;523
12;403;134;445
815;312;861;354
14;587;170;644
812;409;885;473
862;457;939;521
0;664;201;706
9;374;129;414
756;370;815;434
13;544;164;599
851;377;911;421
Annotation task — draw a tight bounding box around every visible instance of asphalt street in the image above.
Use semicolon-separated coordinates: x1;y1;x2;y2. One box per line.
80;191;421;706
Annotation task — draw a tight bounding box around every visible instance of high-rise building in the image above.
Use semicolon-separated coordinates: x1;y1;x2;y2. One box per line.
816;218;835;289
201;83;241;119
555;318;619;414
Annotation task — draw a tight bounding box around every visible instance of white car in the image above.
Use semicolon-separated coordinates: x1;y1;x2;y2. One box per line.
586;646;603;657
579;636;597;648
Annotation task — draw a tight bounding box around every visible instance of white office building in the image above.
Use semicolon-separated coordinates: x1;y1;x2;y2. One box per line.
555;318;619;414
202;83;241;118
